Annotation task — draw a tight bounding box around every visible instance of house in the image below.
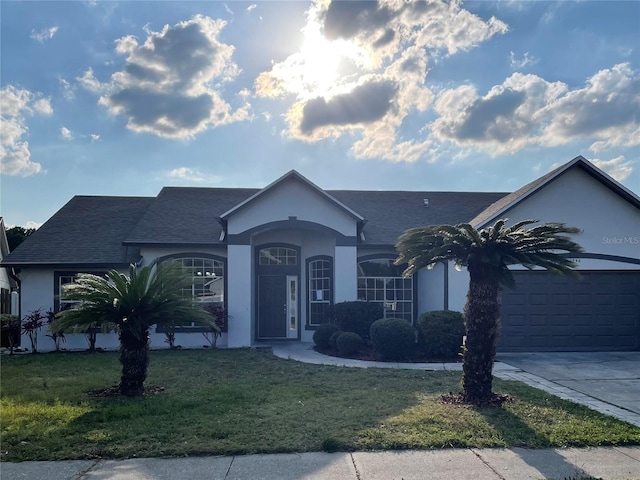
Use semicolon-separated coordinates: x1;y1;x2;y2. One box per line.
2;156;639;352
0;217;17;315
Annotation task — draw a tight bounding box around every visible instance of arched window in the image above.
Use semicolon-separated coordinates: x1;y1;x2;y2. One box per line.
307;256;333;326
157;255;226;331
357;258;413;323
174;257;225;304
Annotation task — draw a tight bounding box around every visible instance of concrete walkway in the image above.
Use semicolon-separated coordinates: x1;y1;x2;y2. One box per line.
3;447;640;479
273;343;640;427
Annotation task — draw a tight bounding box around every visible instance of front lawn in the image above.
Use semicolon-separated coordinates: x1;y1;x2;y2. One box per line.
1;349;638;461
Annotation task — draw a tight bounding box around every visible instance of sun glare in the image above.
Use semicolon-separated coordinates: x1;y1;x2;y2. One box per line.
281;20;368;100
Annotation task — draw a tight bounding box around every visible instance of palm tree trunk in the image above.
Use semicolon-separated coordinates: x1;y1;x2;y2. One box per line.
462;276;501;405
118;327;150;397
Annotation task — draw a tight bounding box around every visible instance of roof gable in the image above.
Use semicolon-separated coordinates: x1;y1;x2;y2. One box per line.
220;170;364;222
471;156;640;228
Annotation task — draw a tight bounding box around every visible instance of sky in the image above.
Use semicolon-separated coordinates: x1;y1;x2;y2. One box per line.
1;0;639;229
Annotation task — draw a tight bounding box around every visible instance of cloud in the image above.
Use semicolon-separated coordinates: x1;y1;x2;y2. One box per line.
0;85;52;176
167;167;222;184
60;127;73;140
89;15;248;139
247;4;257;12
90;134;101;142
542;63;640;149
77;68;106;94
30;26;59;43
299;80;398;133
255;0;507;162
591;156;634;182
431;63;640;155
60;78;76;100
509;51;537;69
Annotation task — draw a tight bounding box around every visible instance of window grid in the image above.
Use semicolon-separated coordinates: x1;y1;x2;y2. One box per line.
357;259;414;323
259;247;297;266
308;259;331;326
59;274;80;311
177;257;224;304
174;257;225;328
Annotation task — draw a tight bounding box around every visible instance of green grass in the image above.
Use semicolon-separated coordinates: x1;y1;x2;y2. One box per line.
1;349;639;461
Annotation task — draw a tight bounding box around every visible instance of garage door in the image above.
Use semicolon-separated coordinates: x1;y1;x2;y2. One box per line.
500;271;640;352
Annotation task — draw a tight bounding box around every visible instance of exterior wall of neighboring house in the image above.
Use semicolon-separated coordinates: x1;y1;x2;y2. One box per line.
0;220;12;315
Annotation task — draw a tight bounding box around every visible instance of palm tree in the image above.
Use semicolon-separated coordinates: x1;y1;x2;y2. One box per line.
52;261;219;397
396;219;583;405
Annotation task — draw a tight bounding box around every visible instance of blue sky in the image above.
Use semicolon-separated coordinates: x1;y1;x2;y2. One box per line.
1;0;639;228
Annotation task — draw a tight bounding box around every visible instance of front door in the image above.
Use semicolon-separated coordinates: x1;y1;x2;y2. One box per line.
256;245;300;341
257;275;299;339
258;275;287;338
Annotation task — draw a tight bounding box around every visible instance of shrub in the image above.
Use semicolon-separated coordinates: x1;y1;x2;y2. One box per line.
313;323;339;349
0;314;21;354
329;330;343;351
329;301;383;340
22;308;45;353
336;332;364;356
417;310;465;359
369;318;415;360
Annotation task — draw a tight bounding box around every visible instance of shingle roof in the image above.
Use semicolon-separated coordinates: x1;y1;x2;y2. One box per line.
329;190;508;245
2;186;509;267
2;196;153;267
124;187;259;245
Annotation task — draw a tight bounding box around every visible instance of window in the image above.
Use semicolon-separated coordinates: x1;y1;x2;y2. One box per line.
54;271;105;312
58;274;79;311
307;257;332;326
357;258;413;323
158;256;226;331
175;257;225;304
259;247;297;266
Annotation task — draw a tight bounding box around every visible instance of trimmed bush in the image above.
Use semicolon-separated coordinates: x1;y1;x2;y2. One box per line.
329;330;343;351
417;310;465;359
336;332;364;356
312;323;339;349
329;301;383;340
369;318;416;360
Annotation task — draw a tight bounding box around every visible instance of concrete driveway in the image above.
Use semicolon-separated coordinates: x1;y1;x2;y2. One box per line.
497;352;640;425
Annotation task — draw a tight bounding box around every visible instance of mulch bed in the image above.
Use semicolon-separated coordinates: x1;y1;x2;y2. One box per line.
87;385;166;398
440;392;514;407
314;346;461;364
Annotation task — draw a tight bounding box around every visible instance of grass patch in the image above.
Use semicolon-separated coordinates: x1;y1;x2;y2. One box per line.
1;349;639;461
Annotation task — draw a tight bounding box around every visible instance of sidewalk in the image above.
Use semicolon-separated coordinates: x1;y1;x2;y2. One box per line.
3;447;640;479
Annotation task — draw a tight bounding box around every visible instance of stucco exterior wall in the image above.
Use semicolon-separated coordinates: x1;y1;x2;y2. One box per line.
227;178;357;237
492;168;639;269
417;263;446;314
141;247;227;266
227;244;252;347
